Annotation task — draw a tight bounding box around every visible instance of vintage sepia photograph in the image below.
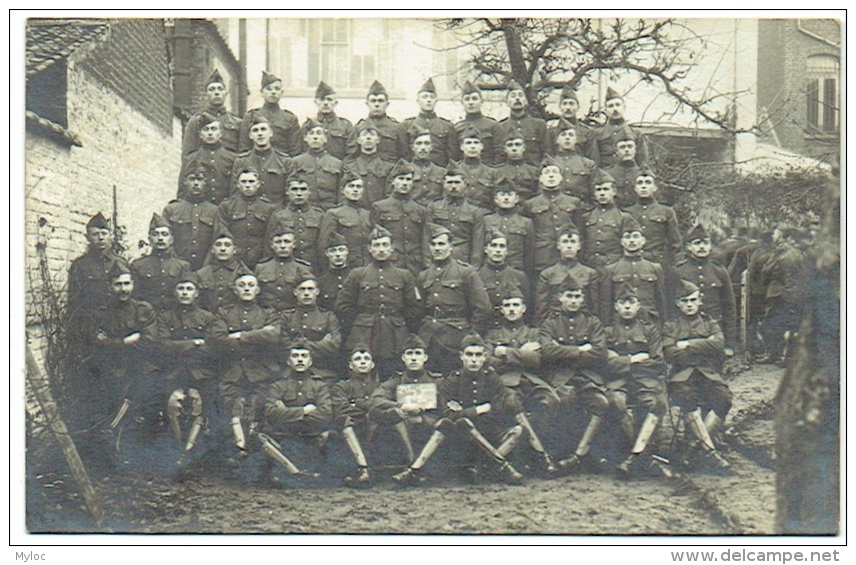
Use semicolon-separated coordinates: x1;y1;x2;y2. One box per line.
19;11;841;539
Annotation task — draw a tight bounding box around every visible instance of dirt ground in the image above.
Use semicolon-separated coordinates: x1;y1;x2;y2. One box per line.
25;363;783;536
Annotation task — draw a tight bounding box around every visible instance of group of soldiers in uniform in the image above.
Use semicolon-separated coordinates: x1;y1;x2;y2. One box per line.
64;69;813;487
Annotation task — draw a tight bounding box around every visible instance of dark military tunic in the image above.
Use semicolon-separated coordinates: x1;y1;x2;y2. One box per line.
675;256;737;349
353;115;411;163
535;259;600;322
317;265;352;313
370;368;444;426
417;258;492;363
454;113;501;166
239;104;302;156
320;201;373;269
482;209;535;275
163;196;219;271
521;189;583;271
266;203;325;271
581;204;631;268
183;105;242;156
332;373;381;428
130;250;191;311
404;112;459;166
335;260;422;364
604;317;667;415
428;196;487;268
371;193;432;277
67;247;130;332
486;321;554;396
495;158;540;202
595;118;647;169
600;252;667;326
281;305;342;375
552;152;597;204
253;256;314;313
477;262;530;330
495;113;548;166
194;258;249;314
342;153;396;208
457;157;499;209
439;366;520;437
264;370;332;436
302;113;356;162
291;150;344;211
231;148;294;207
410;158;446;206
155;304;218;383
180;143;238;204
603;161;640;210
626;198;683;267
216;194;277;269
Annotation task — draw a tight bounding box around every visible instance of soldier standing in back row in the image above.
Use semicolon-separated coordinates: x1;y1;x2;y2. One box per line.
352;80;410;163
231;115;294;207
595;87;647;169
408;126;447;206
495;79;547;167
239;71;301;156
179;112;237;205
455;81;501;166
303;81;355;161
343;122;396;208
404;78;458;167
182;69;242;157
547;83;598;162
456;126;500;210
291;120;344;211
550;121;597;205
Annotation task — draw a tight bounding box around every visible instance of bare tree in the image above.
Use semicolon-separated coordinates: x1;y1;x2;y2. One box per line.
439;18;741;129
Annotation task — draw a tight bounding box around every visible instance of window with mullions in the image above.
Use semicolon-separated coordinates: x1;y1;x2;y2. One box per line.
307;19;382;91
805;54;839;135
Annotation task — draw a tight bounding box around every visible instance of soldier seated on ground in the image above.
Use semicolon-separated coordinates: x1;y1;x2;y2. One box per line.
331;345;381;485
154;271;219;465
259;340;333;479
369;334;445;477
663;280;731;471
603;283;671;478
538;276;609;473
393;333;525;485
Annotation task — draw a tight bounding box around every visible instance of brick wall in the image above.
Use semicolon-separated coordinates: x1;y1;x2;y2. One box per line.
189;20;242;115
79;19;174;136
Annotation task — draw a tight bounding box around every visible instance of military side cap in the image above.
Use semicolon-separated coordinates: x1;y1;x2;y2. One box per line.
540;155;561;170
492;176;518;194
350;342;373;356
86;212;110;230
233;266;256;282
459;124;482;142
108;262;131;280
325;231;348;248
235;163;260;178
211;225;235;242
368;80;388;97
485;227;507;242
290;337;311;351
315;80;335;99
677;279;700;298
499;280;525;300
461;331;487;350
268;217;296;237
249;114;271;127
389;159;416;179
303;118;325;133
419;78;436;94
261;70;281;88
428;223;452;240
444;161;466;177
614;282;639;302
176;269;199;287
620;214;643;235
556;273;583;293
408;122;431;140
605;86;622;101
560;82;579;102
206;68;225;87
461;81;481;96
369;225;392;241
149;213;171;232
507;79;525;93
402;333;427;353
557;222;580;238
555;117;578;134
502;130;525;144
592;169;616;186
686;223;709;242
356;121;379;135
615;127;636;143
199;111;221;126
296;272;318;285
183;161;210;178
340;169;363;188
635;166;656;180
287;171;312;185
